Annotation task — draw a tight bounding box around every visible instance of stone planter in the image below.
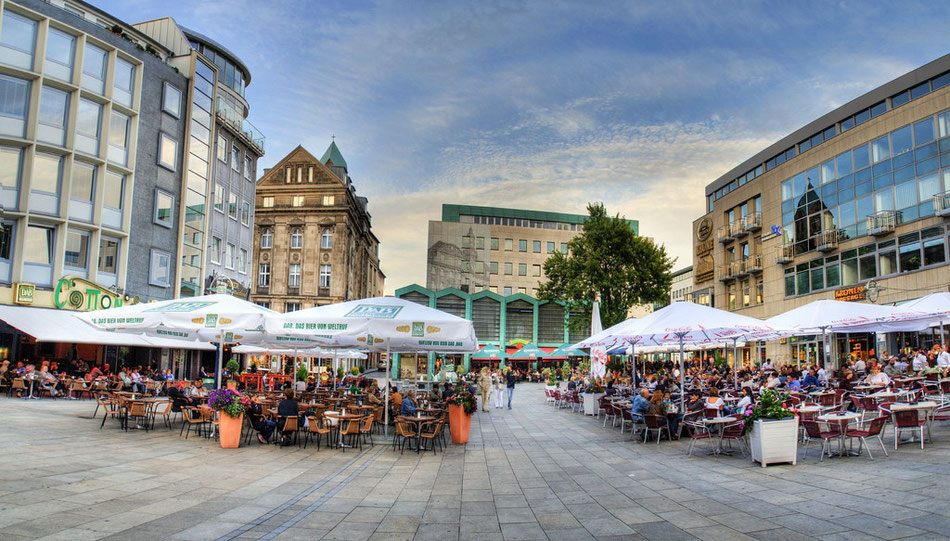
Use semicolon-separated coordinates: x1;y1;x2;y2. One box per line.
583;392;605;415
218;412;243;449
749;418;798;467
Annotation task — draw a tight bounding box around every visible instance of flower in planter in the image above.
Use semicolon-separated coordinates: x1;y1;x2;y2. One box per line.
207;388;245;418
446;388;476;415
736;389;794;435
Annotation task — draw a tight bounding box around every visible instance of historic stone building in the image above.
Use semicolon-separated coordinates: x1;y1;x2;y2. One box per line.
250;143;384;311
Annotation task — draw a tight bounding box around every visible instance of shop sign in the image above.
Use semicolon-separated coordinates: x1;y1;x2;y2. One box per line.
54;276;139;311
694;218;715;283
14;283;34;305
834;285;867;302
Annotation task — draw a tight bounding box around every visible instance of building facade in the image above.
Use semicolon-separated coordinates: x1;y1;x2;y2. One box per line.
250;143;384;312
669;266;694;304
694;53;950;367
427;204;639;297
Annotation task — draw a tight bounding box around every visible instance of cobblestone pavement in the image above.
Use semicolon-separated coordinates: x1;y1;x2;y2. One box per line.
1;384;949;540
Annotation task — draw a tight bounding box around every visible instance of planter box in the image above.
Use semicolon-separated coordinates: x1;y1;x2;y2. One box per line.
583;393;605;415
749;418;798;467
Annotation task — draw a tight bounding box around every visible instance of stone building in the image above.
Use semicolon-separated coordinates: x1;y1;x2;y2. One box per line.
250;143;384;311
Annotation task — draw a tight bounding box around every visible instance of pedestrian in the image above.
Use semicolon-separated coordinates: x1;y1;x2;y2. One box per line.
492;369;504;409
505;367;516;409
477;367;492;412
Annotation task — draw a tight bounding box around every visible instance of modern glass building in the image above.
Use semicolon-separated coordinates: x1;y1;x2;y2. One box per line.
694;53;950;368
392;284;590;379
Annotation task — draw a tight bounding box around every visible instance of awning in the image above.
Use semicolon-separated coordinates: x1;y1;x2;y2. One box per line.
0;304;213;350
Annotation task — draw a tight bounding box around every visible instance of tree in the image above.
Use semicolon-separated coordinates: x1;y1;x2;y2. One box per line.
538;203;674;332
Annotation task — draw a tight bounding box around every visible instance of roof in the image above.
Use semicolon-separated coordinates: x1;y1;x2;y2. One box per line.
179;26;251;85
320;141;348;170
441;204;638;233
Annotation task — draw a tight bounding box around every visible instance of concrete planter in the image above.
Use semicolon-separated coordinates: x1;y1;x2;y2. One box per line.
583;392;605;415
749;418;798;467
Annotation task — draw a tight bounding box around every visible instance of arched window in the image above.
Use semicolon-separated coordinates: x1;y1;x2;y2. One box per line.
260;228;272;249
321;228;333;249
290;228;302;249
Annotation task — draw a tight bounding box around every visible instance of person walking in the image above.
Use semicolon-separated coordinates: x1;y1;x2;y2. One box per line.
492;369;504;409
477;367;492;412
505;367;516;409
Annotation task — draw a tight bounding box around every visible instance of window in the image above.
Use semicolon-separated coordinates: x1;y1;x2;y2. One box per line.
504;238;513;251
44;27;75;82
217;135;228;163
64;228;90;274
108;111;130;165
241;201;250;226
518;263;527;276
322;195;335;206
518;287;526;295
154;189;173;227
285;167;291;183
258;263;270;287
244;156;253;179
23;224;54;286
290;228;302;249
69;161;95;222
75;98;101;155
560;242;568;253
31;153;62;215
238;249;247;274
0;74;29;137
81;43;107;94
519;239;527;252
321;228;333;249
285;302;300;312
532;240;541;253
292;195;304;207
503;286;512;296
0;146;21;210
504;262;512;275
308;166;313;183
260;228;272;249
225;243;235;269
148;249;170;287
532;264;541;277
288;263;301;287
158;133;177;170
296;167;302;183
491;237;499;250
113;57;134;108
101;170;124;229
262;196;274;208
461;236;471;249
0;11;36;70
98;236;119;285
319;264;331;289
547;241;555;253
214;184;225;212
490;261;498;274
210;236;220;264
162;82;182;117
231;145;240;171
37;86;68;146
228;193;238;219
475;236;485;249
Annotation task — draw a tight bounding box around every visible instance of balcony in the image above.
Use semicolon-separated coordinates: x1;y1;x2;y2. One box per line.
215;96;266;154
867;210;898;236
935;191;950;217
743;212;762;233
777;245;794;265
717;225;732;244
733;259;749;277
718;264;737;282
816;229;839;252
730;219;747;238
744;254;763;274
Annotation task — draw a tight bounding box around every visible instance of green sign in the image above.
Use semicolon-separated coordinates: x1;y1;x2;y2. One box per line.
345;305;403;319
412;322;425;337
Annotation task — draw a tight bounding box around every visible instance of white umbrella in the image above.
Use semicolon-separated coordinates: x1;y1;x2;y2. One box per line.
589;300;607;380
76;294;279;388
265;296;478;436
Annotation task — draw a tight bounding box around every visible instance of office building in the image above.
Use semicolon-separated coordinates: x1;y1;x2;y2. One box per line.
694;53;950;367
427;204;639;297
250;143;384;312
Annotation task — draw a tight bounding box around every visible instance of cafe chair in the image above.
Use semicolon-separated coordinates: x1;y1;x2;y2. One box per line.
340;417;362;451
718;421;747;457
152;401;174;429
393;417;417;455
844;415;888;459
893;410;927;450
279;415;299;447
304;416;332;450
684;417;713;457
418;419;443;454
642;414;670;444
801;420;841;462
359;415;375;448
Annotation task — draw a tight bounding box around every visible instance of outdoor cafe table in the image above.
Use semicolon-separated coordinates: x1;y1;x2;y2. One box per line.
894;376;924;387
324;412;363;448
403;415;438;452
701;416;737;455
817;411;861;457
892;401;938;444
798;405;822;416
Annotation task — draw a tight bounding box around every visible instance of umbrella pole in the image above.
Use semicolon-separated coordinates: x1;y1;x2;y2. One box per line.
733;337;738;389
215;341;223;389
678;336;685;414
384;342;391;439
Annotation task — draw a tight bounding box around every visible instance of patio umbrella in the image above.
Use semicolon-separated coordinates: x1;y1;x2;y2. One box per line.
264;296;478;436
508;342;546;360
471;345;508;360
545;344;588;359
76;294;281;388
826;292;950;334
590;301;607;380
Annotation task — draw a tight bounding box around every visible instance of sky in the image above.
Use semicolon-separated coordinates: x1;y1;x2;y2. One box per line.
96;0;950;294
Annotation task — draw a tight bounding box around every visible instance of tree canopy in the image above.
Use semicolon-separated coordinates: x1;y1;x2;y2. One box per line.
537;203;674;331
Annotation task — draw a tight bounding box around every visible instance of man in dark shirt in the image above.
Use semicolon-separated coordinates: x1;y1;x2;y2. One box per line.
276;388;298;445
506;369;516;409
442;383;454;400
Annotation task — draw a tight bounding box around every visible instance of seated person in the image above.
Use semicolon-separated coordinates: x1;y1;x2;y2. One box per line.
787;376;801;392
401;391;417;416
736;387;754;411
863;366;891;387
276;388;299;445
246;401;276;444
630;388;651;422
37;367;60;397
442;382;455;400
801;369;819;391
704;387;730;415
184;379;206;406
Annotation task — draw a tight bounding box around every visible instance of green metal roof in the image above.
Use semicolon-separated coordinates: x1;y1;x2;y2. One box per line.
441;204;638;234
320;141;347;170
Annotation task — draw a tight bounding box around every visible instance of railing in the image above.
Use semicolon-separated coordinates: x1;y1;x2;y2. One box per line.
717;225;732;244
215;96;266;153
777;245;794;264
867;210;898;236
935;191;950;217
743;212;762;232
718;264;737;282
816;229;839;252
731;219;747;238
744;254;763;274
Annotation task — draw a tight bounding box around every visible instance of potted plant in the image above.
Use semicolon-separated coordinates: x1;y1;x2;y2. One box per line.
207;388;248;449
446;387;476;444
739;389;798;467
296;365;309;385
336;367;345;379
582;380;605;416
225;359;240;390
350;366;359;376
542;368;556;390
358;365;365;375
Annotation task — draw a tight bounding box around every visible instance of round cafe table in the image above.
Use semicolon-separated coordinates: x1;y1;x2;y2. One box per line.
891;401;937;444
701;416;737;455
325;412;363;448
817;412;860;457
403;415;437;452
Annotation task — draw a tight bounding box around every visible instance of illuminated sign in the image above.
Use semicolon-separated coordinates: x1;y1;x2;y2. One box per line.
834;285;867;302
54;276;138;311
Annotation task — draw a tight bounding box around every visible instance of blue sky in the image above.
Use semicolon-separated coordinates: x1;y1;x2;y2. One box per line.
98;0;950;293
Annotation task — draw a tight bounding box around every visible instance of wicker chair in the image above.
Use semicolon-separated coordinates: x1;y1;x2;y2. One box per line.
304;416;331;450
393;417;417;454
